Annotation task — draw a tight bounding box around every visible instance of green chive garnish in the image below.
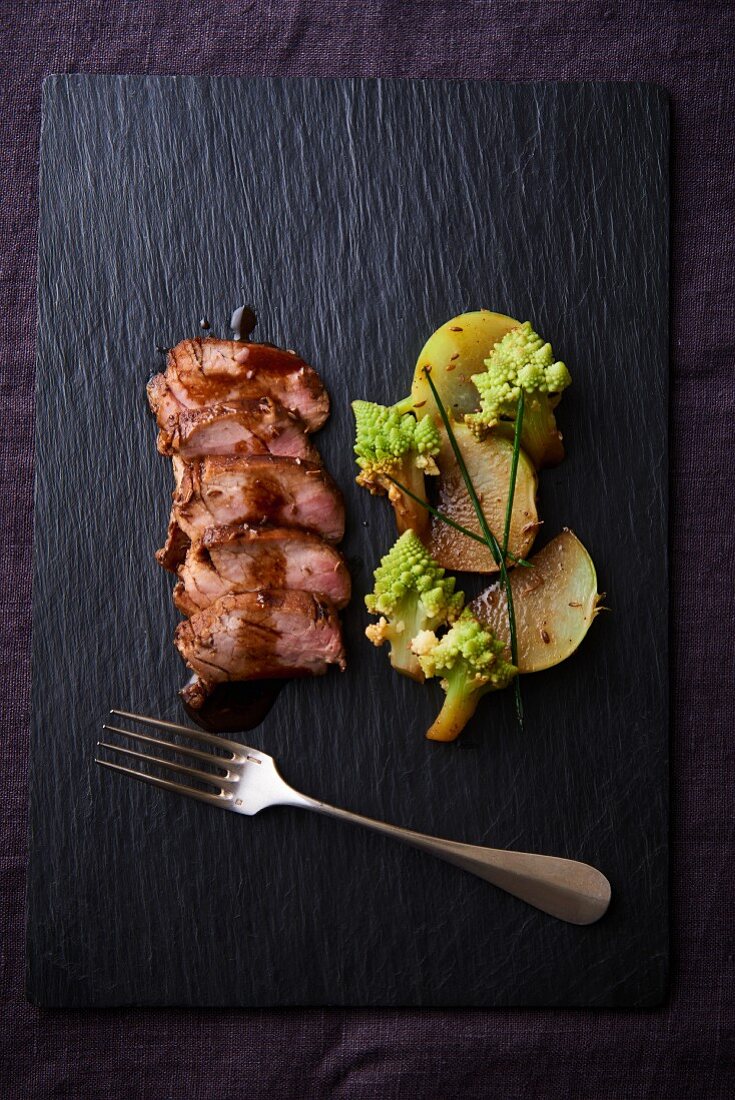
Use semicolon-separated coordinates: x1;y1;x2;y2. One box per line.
423;366;524;727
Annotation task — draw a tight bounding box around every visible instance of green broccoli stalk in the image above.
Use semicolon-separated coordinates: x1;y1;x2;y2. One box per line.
352;400;441;537
465;321;572;468
365;530;464;681
412;609;517;741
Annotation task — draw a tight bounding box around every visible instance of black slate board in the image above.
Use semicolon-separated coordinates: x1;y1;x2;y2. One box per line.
28;76;669;1008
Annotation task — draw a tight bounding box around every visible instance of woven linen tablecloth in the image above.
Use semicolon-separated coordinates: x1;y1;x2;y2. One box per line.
1;2;732;1097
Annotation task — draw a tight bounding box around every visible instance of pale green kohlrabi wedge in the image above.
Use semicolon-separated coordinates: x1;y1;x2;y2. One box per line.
470;529;602;671
424;422;539;573
403;310;520;419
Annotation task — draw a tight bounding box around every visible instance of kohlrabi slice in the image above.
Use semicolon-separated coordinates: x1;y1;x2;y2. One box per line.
470;529;602;671
405;310;520;419
424;422;539;573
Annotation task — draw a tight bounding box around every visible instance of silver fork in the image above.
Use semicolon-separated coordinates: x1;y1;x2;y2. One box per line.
96;709;611;925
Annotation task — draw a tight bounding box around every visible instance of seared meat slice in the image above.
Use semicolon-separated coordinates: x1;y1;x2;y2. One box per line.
147;338;329;434
175;590;346;706
158;398;320;461
174;525;351;615
173;455;345;543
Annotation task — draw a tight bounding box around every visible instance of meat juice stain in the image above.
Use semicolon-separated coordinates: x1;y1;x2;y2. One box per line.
183;677;288;733
230;305;258;341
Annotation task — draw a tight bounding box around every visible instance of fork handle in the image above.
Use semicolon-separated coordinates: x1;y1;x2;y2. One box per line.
282;792;611;925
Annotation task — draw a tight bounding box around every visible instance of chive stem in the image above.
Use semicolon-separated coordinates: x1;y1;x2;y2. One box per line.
501;391;526;726
423;367;523;727
502;389;525;557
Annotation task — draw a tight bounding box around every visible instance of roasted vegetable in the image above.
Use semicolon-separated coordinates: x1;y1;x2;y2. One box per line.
358;312;600;746
425;422;539;572
470;529;601;671
466;321;572;468
402;310;520;419
364;530;464;681
352;400;441;537
412;610;517;741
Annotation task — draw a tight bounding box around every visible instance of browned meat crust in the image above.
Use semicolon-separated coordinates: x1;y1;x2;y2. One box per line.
156;514;191;572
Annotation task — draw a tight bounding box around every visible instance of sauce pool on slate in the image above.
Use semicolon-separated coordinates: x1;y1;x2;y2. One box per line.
183;676;288;733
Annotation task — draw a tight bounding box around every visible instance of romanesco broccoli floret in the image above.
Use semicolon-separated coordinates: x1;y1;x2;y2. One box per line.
412;609;516;741
365;530;464;681
352;400;441;537
465;321;571;468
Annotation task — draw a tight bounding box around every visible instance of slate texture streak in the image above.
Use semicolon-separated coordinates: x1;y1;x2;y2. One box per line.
28;76;668;1008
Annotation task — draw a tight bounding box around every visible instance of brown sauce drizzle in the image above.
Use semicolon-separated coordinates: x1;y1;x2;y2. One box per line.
245;475;287;517
230;305;258;341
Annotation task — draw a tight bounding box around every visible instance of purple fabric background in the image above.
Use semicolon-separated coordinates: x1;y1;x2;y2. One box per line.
1;2;732;1096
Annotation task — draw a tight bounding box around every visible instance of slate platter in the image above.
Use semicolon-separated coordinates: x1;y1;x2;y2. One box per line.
27;76;669;1008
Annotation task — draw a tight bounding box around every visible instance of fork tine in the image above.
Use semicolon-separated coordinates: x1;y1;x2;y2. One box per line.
97;742;236;790
109;709;252;756
102;724;236;771
95;758;230;808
